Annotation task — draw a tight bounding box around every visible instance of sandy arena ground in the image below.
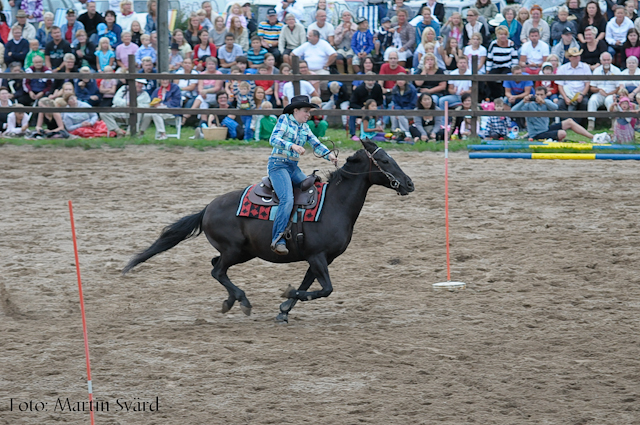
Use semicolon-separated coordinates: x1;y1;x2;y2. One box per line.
1;144;639;425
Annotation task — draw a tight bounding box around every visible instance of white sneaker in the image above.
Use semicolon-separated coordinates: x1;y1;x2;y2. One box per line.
156;134;168;141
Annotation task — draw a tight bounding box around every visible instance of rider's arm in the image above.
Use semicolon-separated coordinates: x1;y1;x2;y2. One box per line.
304;125;331;160
269;115;294;151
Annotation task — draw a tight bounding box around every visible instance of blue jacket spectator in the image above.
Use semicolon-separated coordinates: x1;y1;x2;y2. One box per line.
138;61;157;94
351;28;374;55
60;20;85;46
75;77;102;106
4;36;30;66
135;43;157;66
392;81;418;109
36;25;53;49
150;82;182;109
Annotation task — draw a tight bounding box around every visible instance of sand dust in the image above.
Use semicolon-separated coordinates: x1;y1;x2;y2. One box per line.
1;144;640;424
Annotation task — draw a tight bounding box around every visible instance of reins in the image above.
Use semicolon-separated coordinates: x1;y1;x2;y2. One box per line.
318;143;400;189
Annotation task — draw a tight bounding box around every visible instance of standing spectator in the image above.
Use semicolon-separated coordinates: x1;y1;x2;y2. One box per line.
20;0;43;26
60;9;85;46
587;51;620;130
36;11;54;49
102;11;123;47
521;5;551;44
75;66;101;106
438;54;471;109
101;78;149;136
25;38;43;68
11;10;36;41
117;0;138;32
497;7;522;49
551;6;578;45
172;29;193;59
210;16;227;48
232;80;255;140
242;2;257;35
552;26;581;64
487;25;519;99
5;26;29;67
578;1;607;43
79;1;104;39
308;10;335;45
475;0;497;23
352;17;374;73
275;0;304;23
606;5;634;64
115;30;138;69
391;75;417;141
279;13;305;65
145;0;157;34
96;36;115;71
334;10;357;73
73;29;97;70
139;79;181;140
580;26;608;70
292;30;336;78
45;26;72;72
98;65;118;106
348;73;383;139
185;13;202;48
520;28;550;74
226;3;247;29
556;47;591;120
462;8;490;48
135;33;156;66
193;29;217;71
257;8;283;64
503;65;534;107
609;95;637;143
218;32;244;72
230;16;249;52
422;0;445;24
390;9;415;67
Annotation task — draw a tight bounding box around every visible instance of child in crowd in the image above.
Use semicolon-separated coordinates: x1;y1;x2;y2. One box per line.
96;37;115;72
308;96;329;138
98;65;118;107
360;99;387;142
255;100;277;141
247;36;268;69
535;62;559;103
453;92;473;136
255;64;274;96
233;81;255;140
609;95;638;143
169;43;184;71
25;39;44;69
374;17;394;62
485;98;509;139
459;115;479;139
274;63;291;107
135;34;157;67
3;104;29;137
130;20;143;46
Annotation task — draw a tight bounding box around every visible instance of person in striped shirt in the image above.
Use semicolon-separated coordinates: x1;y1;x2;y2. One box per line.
486;25;519;99
247;35;268;69
267;95;338;255
258;8;284;64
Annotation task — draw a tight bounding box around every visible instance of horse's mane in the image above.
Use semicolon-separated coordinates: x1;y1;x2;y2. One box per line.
327;149;366;184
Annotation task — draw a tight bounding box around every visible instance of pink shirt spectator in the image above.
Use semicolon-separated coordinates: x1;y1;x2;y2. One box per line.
115;42;139;68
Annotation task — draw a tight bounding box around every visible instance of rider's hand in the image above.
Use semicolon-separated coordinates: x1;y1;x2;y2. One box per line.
328;153;338;166
292;144;305;154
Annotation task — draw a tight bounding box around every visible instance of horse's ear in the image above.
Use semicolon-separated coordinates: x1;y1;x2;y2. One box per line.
360;138;378;153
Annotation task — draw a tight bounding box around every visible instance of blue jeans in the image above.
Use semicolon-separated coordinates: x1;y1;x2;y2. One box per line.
242;115;253;140
267;157;307;245
438;94;461;109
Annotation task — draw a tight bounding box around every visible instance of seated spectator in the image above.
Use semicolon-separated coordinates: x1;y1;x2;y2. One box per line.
607;6;634;65
438;55;471;109
4;104;30;137
462;8;490;49
619;56;640;103
497;7;522;50
186;56;223;124
5;26;29;67
273;63;292;107
242;2;257;35
226;3;248;29
551;7;578;46
422;0;445;23
255;64;275;98
464;32;488;73
0;86;13;130
389;9;415;68
484;98;509;140
275;0;304;23
281;71;318;106
374;17;394;63
52;81;75;103
552;26;581;64
25;39;43;69
353;57;376;89
535;61;559;102
204;92;244;139
622;27;640;63
410;93;442;142
321;81;350;127
414;53;446;104
504;65;534;107
138;57;157;95
172;29;193;60
185;13;203;48
305;96;328;138
101;11;123;48
292;30;336;77
96;37;116;71
351;17;374;73
279;14;305;65
476;0;497;23
101;78;150;137
75;67;101;106
116;0;139;32
218;33;244;73
391;75;417;141
441;12;464;46
308;10;335;45
257;8;283;65
115;31;138;69
78;1;104;40
135;34;157;67
229;16;249;52
247;35;269;69
235;55;256;75
2;62;29;105
520;28;550;74
625;0;637;21
210;16;227;48
33;98;68;139
513;86;598;141
61;9;84;46
414;7;440;40
169;43;184;71
517;7;530;27
49;54;78;98
388;0;414;23
11;10;37;42
379;51;406;105
36;12;55;49
566;0;584;21
193;29;217;71
414;27;444;70
521;5;551;45
98;65;118;107
63;94;108;137
253;100;276;141
439;37;463;73
334;10;357;73
174;58;199;109
487;25;519;99
587;52;620;131
139;78;181;140
349;73;383;139
73;30;97;70
578;1;607;44
556;47;591;119
25;55;52;105
581;26;609;70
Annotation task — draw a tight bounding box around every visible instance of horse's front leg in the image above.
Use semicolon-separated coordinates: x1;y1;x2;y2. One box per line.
276;267;316;323
282;256;333;302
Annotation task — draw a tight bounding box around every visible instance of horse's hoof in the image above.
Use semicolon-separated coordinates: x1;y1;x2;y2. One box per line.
281;285;295;299
221;300;232;314
275;313;289;323
240;305;252;316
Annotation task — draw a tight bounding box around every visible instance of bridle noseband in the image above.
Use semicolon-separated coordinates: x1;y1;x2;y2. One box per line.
364;147;400;189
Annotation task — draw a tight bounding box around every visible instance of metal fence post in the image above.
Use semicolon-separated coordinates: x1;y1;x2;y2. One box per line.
128;54;138;134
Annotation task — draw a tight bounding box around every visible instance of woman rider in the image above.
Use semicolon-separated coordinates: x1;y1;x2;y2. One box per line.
268;95;338;255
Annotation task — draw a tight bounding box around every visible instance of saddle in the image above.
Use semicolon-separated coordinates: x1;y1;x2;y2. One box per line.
247;172;321;208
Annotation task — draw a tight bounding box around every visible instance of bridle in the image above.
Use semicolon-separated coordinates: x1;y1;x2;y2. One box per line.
363;147;400;189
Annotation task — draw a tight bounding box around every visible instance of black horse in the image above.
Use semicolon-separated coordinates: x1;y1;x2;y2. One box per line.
123;140;414;322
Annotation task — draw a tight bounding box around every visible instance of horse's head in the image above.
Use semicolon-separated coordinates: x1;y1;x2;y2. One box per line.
359;139;414;195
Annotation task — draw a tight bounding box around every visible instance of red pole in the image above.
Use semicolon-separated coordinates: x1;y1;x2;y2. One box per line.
68;200;96;425
444;103;451;282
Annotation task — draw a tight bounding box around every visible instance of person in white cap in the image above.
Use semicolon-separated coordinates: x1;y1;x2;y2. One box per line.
100;78;150;137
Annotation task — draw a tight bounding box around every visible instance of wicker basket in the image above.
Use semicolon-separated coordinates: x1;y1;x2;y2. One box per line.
202;126;228;140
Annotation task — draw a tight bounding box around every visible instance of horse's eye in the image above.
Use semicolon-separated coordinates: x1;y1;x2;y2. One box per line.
381;159;389;164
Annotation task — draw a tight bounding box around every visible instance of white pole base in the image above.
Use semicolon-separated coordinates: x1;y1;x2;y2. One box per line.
432;281;467;291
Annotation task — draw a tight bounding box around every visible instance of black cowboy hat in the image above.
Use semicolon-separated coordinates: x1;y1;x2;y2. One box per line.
283;95;319;115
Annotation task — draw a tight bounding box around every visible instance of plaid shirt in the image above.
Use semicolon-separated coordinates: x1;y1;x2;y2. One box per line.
269;114;331;161
487;115;509;136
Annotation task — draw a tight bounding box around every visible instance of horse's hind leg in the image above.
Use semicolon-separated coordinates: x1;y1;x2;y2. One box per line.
282;256;333;302
276;267;316;323
211;255;253;316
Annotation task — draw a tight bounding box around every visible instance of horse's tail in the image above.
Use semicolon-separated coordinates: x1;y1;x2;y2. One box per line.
122;207;207;275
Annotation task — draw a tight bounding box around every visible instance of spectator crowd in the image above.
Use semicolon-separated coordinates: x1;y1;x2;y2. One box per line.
0;0;638;143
